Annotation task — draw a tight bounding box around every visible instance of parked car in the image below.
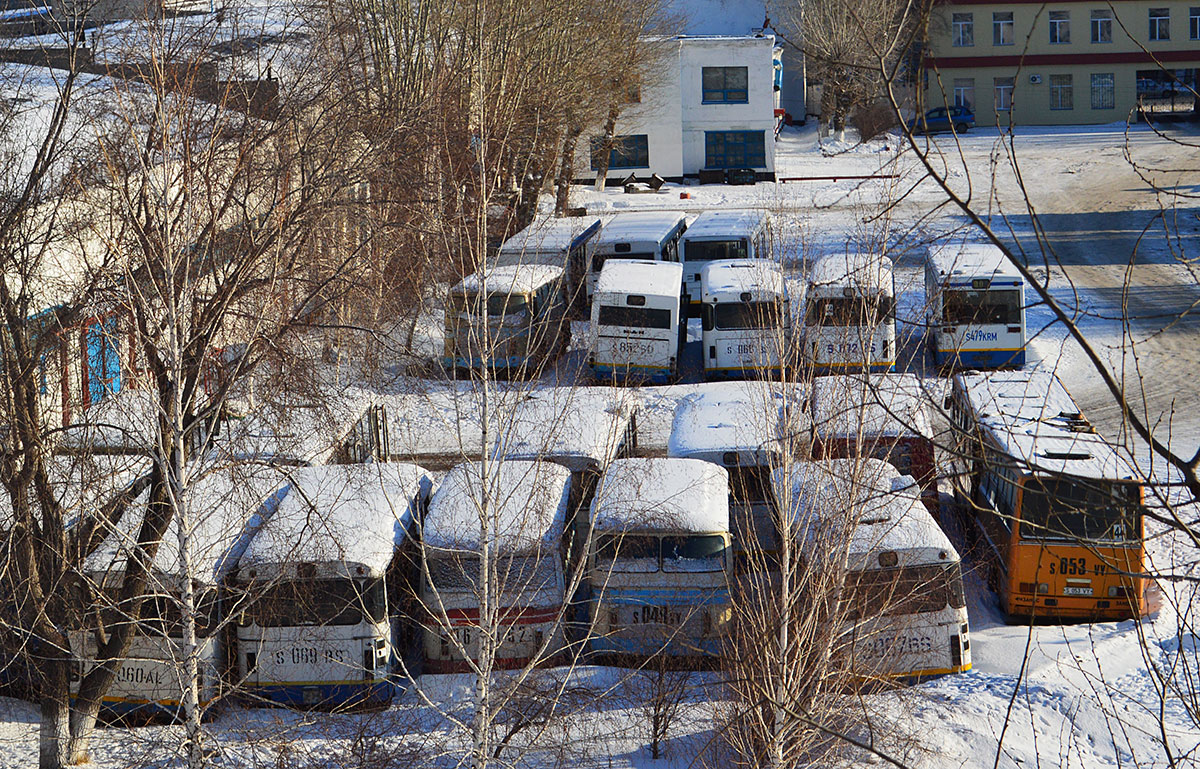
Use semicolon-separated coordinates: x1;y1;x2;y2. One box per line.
1138;78;1179;100
910;105;975;134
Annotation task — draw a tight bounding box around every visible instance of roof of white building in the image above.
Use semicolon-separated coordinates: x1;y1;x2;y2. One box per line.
237;462;432;578
591;457;729;533
423;460;572;554
595;259;683;297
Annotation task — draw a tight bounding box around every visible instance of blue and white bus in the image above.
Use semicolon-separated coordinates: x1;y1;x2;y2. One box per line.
589;260;686;384
587;457;732;661
925;243;1027;370
586;211;687;302
806;252;896;374
680;210;770;308
701;260;791;380
233;463;432;709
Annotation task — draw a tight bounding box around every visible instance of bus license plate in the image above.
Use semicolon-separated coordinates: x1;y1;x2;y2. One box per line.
1062;586;1093;596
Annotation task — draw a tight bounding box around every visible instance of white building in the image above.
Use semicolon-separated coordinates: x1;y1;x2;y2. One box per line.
577;35;780;184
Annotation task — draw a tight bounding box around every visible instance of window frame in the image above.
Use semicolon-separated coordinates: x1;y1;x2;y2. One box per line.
1149;7;1170;41
993;11;1015;45
1049;74;1074;110
952;12;975;46
994;77;1015;111
704;130;767;169
701;66;750;104
1090;72;1116;109
1049;10;1071;43
1091;9;1113;42
589;134;650;170
1190;6;1200;39
953;77;976;109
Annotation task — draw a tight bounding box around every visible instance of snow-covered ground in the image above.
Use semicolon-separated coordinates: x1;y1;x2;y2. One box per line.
4;120;1200;767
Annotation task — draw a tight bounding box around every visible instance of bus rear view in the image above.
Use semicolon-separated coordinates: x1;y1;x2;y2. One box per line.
589;260;685;384
925;243;1026;370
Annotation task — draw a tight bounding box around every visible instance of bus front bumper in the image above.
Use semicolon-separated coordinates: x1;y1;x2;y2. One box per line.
240;679;398;709
934;347;1025;370
590;361;674;385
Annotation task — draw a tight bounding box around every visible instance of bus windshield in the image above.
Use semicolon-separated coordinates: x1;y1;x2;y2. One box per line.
427;554;559;594
842;563;966;620
943;289;1021;325
243;578;386;627
713;301;785;330
806;296;895;326
594;533;728;573
452;291;528;317
687;239;748;262
662;535;727;573
1019;478;1141;542
598;305;673;330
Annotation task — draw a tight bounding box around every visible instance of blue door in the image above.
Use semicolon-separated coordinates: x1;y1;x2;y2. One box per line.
85;317;121;403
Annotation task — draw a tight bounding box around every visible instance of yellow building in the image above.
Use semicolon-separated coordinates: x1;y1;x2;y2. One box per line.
924;0;1200;124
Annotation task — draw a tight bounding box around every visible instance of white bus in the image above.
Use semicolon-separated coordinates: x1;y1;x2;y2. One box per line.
776;458;971;679
668;388;799;567
701;259;791;380
443;264;569;375
806;252;896;374
586;211;687;301
925;243;1027;370
75;461;288;720
680;210;770;307
587;457;732;661
233;462;433;709
498;216;603;313
589;260;686;384
420;460;573;673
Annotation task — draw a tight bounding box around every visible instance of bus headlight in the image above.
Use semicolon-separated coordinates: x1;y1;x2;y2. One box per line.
703;606;732;635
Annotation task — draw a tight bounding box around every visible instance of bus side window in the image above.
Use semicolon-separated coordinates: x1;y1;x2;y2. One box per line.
702;303;714;331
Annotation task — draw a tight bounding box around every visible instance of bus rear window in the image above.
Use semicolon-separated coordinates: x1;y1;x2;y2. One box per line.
943;289;1021;325
713;301;784;330
242;578;385;627
842;563;965;620
593;252;656;272
597;305;673;330
806;296;894;326
687;239;748;262
1019;478;1140;542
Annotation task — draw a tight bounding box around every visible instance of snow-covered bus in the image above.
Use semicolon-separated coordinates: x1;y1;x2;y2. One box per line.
586;211;687;301
925;243;1027;370
777;458;971;679
420;460;573;672
589;260;686;384
233;463;432;708
443;264;569;375
810;374;937;509
701;260;791;380
806;253;896;374
497;215;603;313
587;457;732;661
668;388;800;567
75;461;287;720
680;210;770;307
947;370;1147;621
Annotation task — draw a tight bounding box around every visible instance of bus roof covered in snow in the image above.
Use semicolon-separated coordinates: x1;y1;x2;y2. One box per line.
927;243;1023;286
595;260;683;298
808;252;893;297
683;210;767;241
811;374;934;440
701;259;785;300
668;390;791;466
591;457;729;534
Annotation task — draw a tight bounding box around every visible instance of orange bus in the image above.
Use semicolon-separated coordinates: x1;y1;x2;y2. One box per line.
947;370;1146;622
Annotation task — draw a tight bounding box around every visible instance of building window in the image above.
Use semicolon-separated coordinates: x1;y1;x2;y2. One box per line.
1049;74;1074;109
1190;7;1199;39
1091;73;1115;108
953;13;974;46
953;78;976;109
1091;10;1113;42
1049;11;1071;43
704;131;766;168
1150;8;1170;41
994;77;1015;111
702;67;749;104
590;134;649;170
994;12;1015;45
